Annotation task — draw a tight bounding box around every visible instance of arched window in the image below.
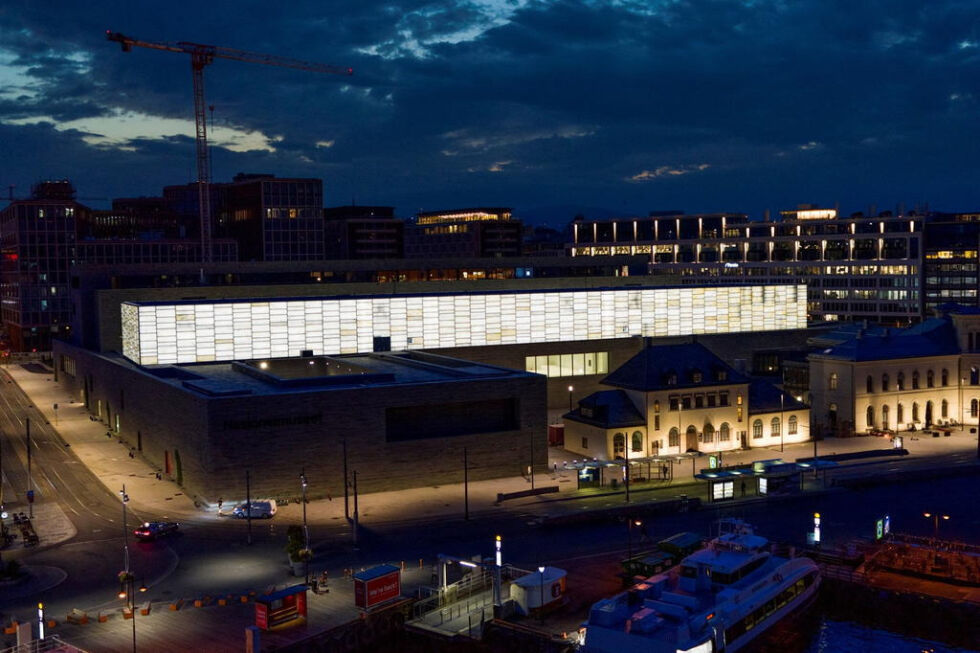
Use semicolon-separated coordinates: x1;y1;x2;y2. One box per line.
703;423;714;443
613;433;625;457
882;404;890;429
912;402;920;422
752;419;763;439
941;369;949;387
829;373;839;390
927;370;935;388
686;425;698;443
788;415;798;435
881;374;889;392
866;375;874;393
897;403;904;424
912;371;920;389
941;400;948;419
972;399;979;418
720;423;731;441
897;372;905;390
631;431;643;452
771;417;781;437
866;405;875;427
668;428;680;447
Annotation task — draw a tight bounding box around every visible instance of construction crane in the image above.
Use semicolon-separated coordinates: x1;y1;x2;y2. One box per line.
106;30;353;263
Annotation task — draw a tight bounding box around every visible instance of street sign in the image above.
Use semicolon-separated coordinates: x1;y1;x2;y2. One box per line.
26;490;34;503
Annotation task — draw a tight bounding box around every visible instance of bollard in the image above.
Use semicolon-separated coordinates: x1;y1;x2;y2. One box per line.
419;558;423;569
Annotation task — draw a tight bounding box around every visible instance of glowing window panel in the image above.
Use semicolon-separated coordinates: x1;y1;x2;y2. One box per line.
120;284;807;365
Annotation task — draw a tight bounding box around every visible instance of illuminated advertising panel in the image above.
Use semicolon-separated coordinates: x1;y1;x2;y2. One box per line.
121;284;808;365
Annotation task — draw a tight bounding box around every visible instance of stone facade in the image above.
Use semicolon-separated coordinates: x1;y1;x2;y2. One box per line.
54;341;547;502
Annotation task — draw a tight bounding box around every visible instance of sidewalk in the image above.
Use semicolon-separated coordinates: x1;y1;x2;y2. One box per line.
6;362;980;536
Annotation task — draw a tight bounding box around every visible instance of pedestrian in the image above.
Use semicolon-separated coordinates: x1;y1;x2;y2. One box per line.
217;497;223;512
740;480;746;496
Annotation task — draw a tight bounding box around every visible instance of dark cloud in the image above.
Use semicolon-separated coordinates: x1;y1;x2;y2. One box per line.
0;0;979;219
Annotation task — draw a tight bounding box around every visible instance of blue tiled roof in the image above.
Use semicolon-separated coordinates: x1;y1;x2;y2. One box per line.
810;318;959;362
564;389;646;428
601;342;749;391
748;380;806;414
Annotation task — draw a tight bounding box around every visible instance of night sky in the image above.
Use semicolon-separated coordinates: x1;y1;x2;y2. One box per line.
1;1;978;224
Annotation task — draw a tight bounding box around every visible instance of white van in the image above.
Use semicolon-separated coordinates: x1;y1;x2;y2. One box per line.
232;499;277;519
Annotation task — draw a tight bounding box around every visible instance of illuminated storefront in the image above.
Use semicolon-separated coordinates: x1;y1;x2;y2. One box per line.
121;284;807;365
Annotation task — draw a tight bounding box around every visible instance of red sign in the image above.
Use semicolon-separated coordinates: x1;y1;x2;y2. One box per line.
354;568;400;609
254;603;268;630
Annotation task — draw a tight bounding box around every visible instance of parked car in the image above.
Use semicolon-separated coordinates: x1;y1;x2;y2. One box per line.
133;521;179;540
232;500;277;519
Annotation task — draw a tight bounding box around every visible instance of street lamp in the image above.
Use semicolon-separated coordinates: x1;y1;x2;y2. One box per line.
118;484;136;653
537;565;545;622
626;518;642;569
923;512;950;539
300;469;310;586
568;385;574;414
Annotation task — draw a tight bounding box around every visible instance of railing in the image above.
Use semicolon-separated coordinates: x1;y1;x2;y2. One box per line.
413;569;493;618
0;635;89;653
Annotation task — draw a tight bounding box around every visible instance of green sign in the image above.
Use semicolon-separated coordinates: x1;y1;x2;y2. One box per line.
875;519;884;540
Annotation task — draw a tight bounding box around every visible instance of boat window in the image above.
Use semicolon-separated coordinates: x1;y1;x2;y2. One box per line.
680;566;698;578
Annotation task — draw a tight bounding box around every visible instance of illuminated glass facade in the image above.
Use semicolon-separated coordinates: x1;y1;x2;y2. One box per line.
121;284;807;365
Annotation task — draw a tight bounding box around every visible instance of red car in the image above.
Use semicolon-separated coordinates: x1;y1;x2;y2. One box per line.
133;521;179;541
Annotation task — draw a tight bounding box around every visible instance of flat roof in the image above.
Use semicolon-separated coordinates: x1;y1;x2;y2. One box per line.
120;281;787;307
128;349;529;397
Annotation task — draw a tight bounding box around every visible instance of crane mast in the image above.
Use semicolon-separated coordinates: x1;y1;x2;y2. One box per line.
106;31;352;264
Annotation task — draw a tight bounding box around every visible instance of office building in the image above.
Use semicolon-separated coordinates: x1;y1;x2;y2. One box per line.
569;206;923;324
405;207;523;258
0;180;86;350
922;212;980;315
323;205;403;259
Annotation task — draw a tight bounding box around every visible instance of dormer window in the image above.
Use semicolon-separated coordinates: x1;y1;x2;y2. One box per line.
716;369;727;381
691;369;703;383
666;370;678;385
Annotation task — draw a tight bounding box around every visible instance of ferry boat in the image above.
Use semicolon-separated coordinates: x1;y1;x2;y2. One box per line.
580;519;820;653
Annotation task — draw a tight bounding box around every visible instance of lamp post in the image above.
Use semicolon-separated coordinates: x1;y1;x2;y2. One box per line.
120;484;130;579
923;512;949;539
567;385;574;414
300;469;310;586
537;565;545;622
627;518;642;568
117;484;141;653
117;574;147;653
